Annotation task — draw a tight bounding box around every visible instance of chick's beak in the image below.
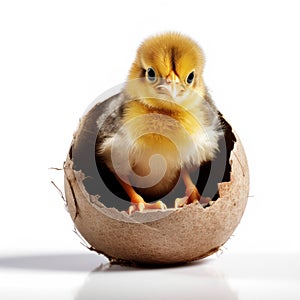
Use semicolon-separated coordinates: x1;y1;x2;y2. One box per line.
157;70;181;99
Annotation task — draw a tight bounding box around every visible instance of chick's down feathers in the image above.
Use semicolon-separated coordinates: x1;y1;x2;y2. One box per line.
95;32;222;210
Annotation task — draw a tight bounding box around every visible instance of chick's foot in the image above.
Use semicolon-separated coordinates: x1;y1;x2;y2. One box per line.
175;186;211;208
128;199;167;215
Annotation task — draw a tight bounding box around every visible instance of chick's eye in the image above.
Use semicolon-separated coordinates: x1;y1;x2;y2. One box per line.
146;67;156;82
186;71;195;84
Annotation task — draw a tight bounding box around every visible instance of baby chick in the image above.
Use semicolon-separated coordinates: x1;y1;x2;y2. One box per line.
96;32;221;213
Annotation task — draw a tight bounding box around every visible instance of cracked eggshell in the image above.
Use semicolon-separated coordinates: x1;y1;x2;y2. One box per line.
64;96;249;265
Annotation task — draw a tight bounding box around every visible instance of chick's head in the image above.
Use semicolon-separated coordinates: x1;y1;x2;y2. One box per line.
125;32;206;108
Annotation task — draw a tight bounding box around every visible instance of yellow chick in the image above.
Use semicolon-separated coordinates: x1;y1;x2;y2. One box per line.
96;32;221;213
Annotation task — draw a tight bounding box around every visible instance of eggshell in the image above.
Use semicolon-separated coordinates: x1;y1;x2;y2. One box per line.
64;93;249;265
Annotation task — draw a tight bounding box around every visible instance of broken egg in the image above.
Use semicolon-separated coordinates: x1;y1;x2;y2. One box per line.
64;91;249;265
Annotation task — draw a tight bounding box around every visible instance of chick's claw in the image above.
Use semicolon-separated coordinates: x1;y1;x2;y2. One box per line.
128;200;167;215
175;195;212;208
174;185;211;208
175;196;189;208
145;200;167;210
128;202;145;214
175;185;200;208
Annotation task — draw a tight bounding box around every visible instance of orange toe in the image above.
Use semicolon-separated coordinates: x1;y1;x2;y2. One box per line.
144;200;167;210
128;199;167;214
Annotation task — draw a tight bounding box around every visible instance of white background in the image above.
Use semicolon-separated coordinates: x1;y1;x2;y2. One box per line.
0;0;300;299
